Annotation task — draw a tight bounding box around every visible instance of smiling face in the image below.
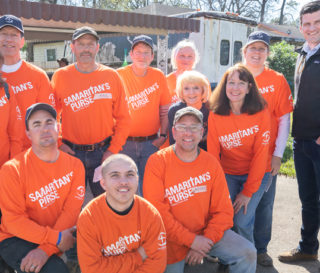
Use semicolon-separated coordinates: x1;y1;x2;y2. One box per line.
130;42;154;72
0;26;24;62
101;158;138;212
172;115;203;153
175;46;196;72
181;82;203;108
300;10;320;49
225;71;250;105
243;41;269;69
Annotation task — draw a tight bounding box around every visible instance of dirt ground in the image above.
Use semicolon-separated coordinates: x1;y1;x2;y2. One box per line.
184;176;320;273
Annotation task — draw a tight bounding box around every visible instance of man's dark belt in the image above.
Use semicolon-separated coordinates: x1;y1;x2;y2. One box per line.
62;136;111;152
127;134;158;142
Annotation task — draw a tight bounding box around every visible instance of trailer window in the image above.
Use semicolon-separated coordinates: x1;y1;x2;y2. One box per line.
233;41;243;64
220;40;230;66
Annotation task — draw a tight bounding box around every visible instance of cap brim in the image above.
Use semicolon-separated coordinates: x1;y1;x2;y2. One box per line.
245;39;269;48
72;32;99;41
0;24;24;33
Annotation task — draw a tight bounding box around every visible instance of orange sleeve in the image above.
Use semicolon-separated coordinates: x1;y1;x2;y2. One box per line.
203;161;233;243
274;75;293;118
0;164;59;247
8;86;23;157
134;207;166;273
108;72;131;154
242;109;271;197
36;70;55;107
77;212;144;273
37;159;85;256
159;73;171;106
207;112;221;160
143;154;196;248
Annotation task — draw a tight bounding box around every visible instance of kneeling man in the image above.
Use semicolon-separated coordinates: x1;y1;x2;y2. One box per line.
144;107;257;273
0;103;85;273
77;154;167;273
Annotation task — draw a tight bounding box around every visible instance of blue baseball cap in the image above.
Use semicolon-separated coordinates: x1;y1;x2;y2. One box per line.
246;31;270;47
0;15;24;34
131;35;153;50
25;103;57;129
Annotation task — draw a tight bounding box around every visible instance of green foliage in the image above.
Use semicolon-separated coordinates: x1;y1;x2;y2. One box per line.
268;41;298;93
279;135;296;177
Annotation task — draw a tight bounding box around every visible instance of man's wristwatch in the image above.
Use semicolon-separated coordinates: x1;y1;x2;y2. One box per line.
160;133;167;139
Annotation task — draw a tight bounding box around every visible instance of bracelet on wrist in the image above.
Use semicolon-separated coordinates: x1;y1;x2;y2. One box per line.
56;232;62;246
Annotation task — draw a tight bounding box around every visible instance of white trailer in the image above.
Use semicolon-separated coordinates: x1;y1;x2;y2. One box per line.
170;11;257;86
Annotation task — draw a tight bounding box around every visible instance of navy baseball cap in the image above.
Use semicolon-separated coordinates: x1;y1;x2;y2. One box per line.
246;31;270;47
25;103;57;129
72;26;99;41
131;35;153;50
0;15;24;34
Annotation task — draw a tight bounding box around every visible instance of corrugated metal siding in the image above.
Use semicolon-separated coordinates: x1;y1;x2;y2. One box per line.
0;0;200;33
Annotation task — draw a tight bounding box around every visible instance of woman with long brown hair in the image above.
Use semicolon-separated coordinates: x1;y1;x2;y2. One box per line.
207;64;271;244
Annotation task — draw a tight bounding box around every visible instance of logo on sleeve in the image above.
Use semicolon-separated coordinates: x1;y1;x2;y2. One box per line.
262;130;270;145
158;232;166;249
75;186;85;200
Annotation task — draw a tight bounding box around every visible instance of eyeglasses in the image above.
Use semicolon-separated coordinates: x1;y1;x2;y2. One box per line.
174;124;202;133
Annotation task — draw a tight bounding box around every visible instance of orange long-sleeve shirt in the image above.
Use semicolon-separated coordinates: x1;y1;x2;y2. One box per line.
255;67;293;171
143;147;233;264
2;60;54;149
52;64;131;153
207;108;271;197
117;65;171;137
77;194;166;273
0;84;23;167
0;149;85;257
166;72;180;104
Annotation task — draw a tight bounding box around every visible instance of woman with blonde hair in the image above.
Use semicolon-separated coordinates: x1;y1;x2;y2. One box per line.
167;39;200;104
168;70;209;150
207;64;271;244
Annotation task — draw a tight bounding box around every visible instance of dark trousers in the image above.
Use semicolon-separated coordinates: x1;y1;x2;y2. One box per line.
293;139;320;254
0;237;68;273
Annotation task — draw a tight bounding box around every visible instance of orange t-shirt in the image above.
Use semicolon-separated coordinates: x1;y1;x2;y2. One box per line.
166;72;180;104
0;84;23;167
117;65;171;137
207;108;271;197
143;147;233;264
2;60;54;149
255;67;293;171
77;194;166;273
52;64;131;153
0;149;85;257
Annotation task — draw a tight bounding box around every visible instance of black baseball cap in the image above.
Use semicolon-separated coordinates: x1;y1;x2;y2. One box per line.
131;35;153;50
173;106;203;125
25;103;57;129
245;31;270;47
72;26;99;41
0;15;24;34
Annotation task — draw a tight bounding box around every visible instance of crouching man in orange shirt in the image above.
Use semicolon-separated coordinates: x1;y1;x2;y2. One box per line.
77;154;167;273
143;107;257;273
0;103;85;273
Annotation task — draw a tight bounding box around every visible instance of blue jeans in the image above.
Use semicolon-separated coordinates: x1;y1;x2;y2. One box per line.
73;144;109;198
254;174;277;254
121;140;158;196
293;138;320;255
226;172;270;243
0;237;68;273
165;230;257;273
